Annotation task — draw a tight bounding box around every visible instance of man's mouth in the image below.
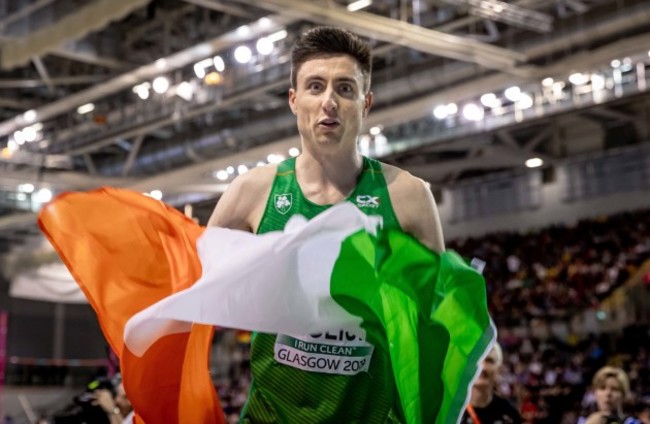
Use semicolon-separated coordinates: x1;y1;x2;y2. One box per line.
318;119;341;129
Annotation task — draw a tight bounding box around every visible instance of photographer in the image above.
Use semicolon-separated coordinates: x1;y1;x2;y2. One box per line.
582;366;640;424
93;382;133;424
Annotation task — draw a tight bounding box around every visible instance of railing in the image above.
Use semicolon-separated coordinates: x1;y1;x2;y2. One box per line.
365;51;650;157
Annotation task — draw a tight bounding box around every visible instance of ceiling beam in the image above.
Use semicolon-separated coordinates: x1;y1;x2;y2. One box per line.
584;107;633;123
0;168;133;191
31;56;54;94
0;13;298;138
231;0;528;74
404;146;530;181
0;213;38;232
435;0;556;33
50;46;132;71
122;135;145;177
0;75;107;89
124;4;196;47
523;127;552;151
0;97;39;110
61;79;289;156
180;0;252;18
0;0;55;31
0;0;151;69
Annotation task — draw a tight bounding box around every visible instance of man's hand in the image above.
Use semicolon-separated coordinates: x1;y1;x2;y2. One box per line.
93;389;123;423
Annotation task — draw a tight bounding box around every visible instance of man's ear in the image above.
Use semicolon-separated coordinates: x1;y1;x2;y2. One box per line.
288;88;297;116
363;91;373;117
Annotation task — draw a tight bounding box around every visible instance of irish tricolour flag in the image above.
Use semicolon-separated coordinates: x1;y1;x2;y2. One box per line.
39;187;495;424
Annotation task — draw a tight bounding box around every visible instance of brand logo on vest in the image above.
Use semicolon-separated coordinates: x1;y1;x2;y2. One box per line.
356;195;380;208
274;193;292;214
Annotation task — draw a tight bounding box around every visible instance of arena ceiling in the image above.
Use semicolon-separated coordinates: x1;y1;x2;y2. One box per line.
0;0;648;248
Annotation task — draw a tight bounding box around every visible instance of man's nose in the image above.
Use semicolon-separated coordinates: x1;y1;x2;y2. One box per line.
322;89;338;112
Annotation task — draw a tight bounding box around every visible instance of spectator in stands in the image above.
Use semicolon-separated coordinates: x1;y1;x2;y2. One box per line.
461;342;522;424
582;366;639;424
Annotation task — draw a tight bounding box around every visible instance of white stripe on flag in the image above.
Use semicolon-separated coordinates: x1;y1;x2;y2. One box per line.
124;203;382;357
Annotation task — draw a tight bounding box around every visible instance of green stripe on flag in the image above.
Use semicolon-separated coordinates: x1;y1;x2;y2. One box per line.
330;229;494;424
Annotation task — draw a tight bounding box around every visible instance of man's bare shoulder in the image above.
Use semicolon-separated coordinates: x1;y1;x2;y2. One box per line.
208;164;277;230
380;161;445;252
380;161;426;193
234;164;277;193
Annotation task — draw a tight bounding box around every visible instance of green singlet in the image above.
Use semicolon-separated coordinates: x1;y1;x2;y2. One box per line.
240;156;404;424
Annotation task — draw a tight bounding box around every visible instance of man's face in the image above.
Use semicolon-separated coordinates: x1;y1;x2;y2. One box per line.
473;351;499;391
289;54;372;151
595;376;624;415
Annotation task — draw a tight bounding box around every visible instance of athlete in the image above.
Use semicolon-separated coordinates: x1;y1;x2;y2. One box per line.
208;26;445;423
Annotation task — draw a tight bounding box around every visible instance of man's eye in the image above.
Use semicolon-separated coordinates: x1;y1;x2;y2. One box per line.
339;84;353;93
308;82;323;91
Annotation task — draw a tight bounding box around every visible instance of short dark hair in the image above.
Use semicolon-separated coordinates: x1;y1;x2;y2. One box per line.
290;26;372;92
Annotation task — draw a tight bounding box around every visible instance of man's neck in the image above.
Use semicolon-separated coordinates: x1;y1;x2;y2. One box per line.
470;388;493;408
295;146;363;195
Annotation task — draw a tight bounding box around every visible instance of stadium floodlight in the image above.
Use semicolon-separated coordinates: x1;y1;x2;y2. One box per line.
234;46;252;64
22;126;37;142
525;157;543;168
152;76;170;94
568;73;589;85
18;183;34;193
462;103;485;121
213;56;225;72
34;188;53;203
256;37;274;55
258;17;272;28
267;154;284;164
347;0;372;12
519;93;533;109
149;190;163;200
480;93;500;108
13;130;25;145
176;81;193;101
504;86;521;102
591;74;605;91
267;30;288;42
433;105;448;120
23;109;37;123
77;103;95;114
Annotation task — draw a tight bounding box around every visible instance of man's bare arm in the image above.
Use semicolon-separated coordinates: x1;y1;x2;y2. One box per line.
207;165;275;232
386;166;445;253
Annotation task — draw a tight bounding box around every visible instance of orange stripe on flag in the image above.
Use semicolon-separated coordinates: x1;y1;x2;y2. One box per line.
38;187;224;424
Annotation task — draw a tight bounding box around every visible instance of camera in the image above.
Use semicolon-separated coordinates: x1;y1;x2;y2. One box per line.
52;377;116;424
603;415;623;424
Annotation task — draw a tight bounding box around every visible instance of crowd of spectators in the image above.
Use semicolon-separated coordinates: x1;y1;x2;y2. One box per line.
497;326;650;423
448;209;650;327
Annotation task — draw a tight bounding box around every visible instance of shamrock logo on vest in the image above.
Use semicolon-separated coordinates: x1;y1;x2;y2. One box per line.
274;193;292;215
